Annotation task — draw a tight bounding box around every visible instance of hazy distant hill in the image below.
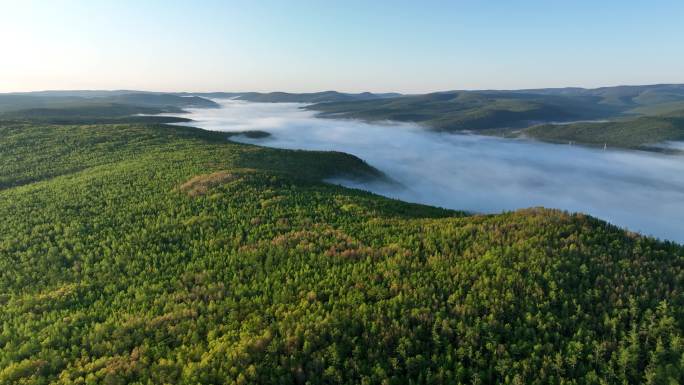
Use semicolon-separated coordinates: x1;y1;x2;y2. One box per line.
106;93;219;109
0;92;218;114
511;84;684;108
6;90;148;98
306;90;622;130
176;90;402;103
523;109;684;150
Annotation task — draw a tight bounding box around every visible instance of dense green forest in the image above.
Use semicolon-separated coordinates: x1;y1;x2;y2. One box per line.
0;111;682;385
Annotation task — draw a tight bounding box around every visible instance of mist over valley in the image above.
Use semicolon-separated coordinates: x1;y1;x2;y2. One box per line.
169;99;684;243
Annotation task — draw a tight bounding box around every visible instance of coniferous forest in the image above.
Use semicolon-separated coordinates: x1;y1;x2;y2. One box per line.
0;119;682;384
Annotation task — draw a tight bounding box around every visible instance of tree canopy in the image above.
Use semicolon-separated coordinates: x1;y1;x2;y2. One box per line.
0;121;682;384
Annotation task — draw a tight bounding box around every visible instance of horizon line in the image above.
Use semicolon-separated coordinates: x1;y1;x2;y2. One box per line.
3;81;684;96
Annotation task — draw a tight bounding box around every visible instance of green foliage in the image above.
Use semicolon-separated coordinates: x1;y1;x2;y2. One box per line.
628;101;684;116
0;120;682;384
306;85;684;149
0;104;192;125
524;112;684;149
0;123;380;190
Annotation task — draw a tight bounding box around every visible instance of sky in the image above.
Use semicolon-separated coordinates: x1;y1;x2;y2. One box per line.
1;0;683;93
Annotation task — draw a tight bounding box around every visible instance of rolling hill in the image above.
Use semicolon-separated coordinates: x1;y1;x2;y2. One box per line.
0;113;681;384
306;90;622;130
0;92;218;114
512;84;684;109
522;110;684;150
176;90;401;103
5;85;684;150
0;104;194;125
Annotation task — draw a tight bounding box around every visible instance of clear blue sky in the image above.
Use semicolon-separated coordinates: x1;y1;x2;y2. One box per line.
1;0;683;93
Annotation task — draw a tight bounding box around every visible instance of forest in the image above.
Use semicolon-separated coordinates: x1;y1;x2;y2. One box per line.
521;111;684;150
0;110;682;384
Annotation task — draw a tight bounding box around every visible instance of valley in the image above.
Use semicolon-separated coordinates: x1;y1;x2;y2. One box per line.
168;99;684;243
3;2;683;383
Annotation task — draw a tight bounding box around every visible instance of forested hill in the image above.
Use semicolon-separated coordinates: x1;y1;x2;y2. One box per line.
305;90;622;130
175;91;402;103
7;85;684;150
0;118;683;384
0;92;218;114
304;84;684;150
521;110;684;150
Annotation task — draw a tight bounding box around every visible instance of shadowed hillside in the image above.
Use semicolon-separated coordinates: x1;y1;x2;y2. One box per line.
0;92;218;114
306;90;623;130
523;109;684;149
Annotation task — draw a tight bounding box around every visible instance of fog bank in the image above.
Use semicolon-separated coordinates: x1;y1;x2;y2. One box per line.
170;99;684;243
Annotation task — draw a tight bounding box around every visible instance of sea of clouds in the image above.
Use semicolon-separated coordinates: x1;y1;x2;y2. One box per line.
168;99;684;243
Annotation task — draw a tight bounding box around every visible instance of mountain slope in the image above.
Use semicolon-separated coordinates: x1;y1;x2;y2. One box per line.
0;120;682;384
0;104;194;125
0;93;218;114
512;84;684;108
176;91;401;103
523;110;684;149
306;91;624;131
303;85;684;150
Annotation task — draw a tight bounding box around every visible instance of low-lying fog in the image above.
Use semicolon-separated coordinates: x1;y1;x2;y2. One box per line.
169;99;684;243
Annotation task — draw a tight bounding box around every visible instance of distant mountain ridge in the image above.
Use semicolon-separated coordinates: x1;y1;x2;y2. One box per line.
0;92;219;114
0;90;398;112
174;90;402;103
7;84;684;107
